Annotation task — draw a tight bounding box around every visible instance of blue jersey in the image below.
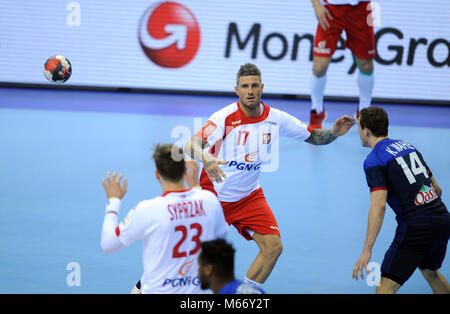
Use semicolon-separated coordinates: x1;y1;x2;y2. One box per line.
364;138;450;227
218;279;265;294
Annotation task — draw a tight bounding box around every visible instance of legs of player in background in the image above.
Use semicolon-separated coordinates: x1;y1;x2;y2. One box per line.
245;233;283;285
354;55;374;118
309;56;331;130
420;269;450;294
130;279;141;294
375;277;401;294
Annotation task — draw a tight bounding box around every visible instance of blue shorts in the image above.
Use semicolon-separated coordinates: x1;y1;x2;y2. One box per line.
381;221;450;285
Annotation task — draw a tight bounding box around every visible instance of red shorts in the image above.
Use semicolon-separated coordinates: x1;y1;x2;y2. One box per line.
220;188;280;241
313;2;375;59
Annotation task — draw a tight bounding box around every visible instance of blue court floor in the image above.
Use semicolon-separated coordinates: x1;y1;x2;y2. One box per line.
0;87;449;294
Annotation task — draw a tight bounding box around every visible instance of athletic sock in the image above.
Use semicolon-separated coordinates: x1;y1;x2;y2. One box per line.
357;70;374;111
244;277;263;288
310;74;327;113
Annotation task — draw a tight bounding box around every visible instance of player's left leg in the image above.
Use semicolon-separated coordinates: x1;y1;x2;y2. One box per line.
418;222;450;294
354;56;374;118
245;233;283;284
376;276;401;294
420;269;450;294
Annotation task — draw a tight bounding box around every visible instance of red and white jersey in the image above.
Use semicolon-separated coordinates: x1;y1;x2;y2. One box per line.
196;101;311;202
116;188;228;294
321;0;370;5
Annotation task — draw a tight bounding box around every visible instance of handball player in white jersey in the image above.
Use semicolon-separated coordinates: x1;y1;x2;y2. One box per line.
185;63;355;288
100;144;228;294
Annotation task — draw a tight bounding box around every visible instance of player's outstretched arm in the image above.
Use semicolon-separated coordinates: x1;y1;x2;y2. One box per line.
352;189;387;280
184;136;228;183
184;159;200;188
184;136;208;163
305;115;355;145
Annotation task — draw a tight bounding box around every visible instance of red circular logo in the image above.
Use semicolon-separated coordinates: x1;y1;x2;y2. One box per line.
139;2;201;68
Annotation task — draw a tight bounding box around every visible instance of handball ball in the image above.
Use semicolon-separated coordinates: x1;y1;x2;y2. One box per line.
44;55;72;83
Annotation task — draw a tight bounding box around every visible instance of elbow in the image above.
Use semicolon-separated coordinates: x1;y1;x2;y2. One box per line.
436;186;443;198
377;204;386;213
371;204;386;216
101;238;117;254
100;241;111;254
184;138;195;157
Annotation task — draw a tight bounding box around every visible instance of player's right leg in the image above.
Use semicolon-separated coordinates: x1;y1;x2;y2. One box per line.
376;277;401;294
310;56;331;129
420;269;450;294
221;188;282;286
309;6;344;130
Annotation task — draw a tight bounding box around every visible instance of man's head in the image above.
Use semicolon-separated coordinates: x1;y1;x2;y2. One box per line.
152;143;185;183
357;106;389;147
198;239;235;291
235;63;264;110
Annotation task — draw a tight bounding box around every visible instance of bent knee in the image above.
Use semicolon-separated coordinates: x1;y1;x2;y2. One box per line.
260;237;283;258
312;64;328;77
357;59;374;74
312;57;330;77
376;277;401;294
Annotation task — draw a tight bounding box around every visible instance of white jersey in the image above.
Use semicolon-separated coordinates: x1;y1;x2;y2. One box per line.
115;188;228;294
197;101;311;202
321;0;370;5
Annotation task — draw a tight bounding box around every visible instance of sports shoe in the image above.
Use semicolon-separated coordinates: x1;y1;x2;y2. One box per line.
309;109;327;130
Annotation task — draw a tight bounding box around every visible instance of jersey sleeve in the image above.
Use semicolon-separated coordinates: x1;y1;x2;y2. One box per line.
364;162;388;192
276;110;311;142
116;203;149;246
194;112;225;146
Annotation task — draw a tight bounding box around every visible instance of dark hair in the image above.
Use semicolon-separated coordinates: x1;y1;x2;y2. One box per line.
359;106;389;137
199;239;235;278
236;63;262;85
152;143;185;182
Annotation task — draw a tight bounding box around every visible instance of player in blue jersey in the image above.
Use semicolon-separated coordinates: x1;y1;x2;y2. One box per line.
198;239;265;294
352;106;450;294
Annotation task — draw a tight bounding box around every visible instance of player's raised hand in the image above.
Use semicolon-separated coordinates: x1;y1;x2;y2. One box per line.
312;0;333;31
352;249;371;281
331;115;355;137
102;171;128;200
184;158;200;188
203;157;228;183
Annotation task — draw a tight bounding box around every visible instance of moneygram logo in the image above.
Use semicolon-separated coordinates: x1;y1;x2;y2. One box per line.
139;2;201;68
